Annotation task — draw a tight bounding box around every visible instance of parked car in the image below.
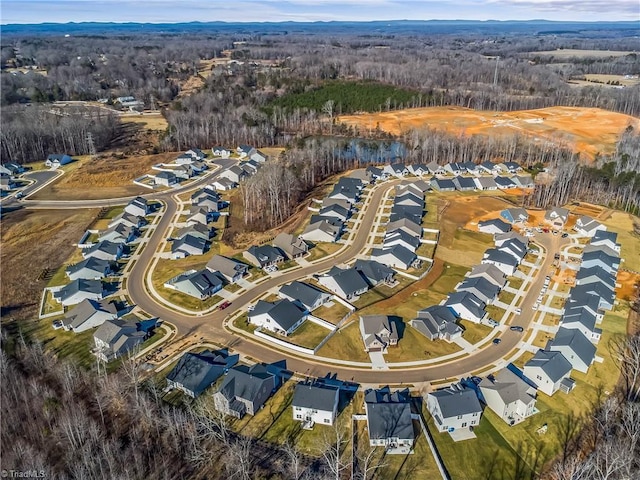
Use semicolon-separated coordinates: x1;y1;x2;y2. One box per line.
514;308;522;315
52;320;63;330
218;301;232;310
510;326;524;332
561;233;569;238
492;338;502;345
487;319;500;327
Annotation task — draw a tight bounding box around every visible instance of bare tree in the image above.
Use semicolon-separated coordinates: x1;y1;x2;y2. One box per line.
319;420;350;480
225;436;254;480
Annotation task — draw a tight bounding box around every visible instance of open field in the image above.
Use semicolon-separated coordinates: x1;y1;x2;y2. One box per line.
30;152;185;200
120;112;169;131
600;211;640;272
1;208;99;322
317;321;370;363
568;74;640;89
338;106;639;159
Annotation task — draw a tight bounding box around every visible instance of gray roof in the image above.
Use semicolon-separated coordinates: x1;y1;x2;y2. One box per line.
429;384;483;418
218;364;275;403
246;245;284;266
360;315;398;341
494;231;528;246
319;204;350;220
483;248;519;267
206;255;248;279
561;306;597;331
386;218;423;238
371;244;417;267
66;257;111;277
592;230;618;244
390;203;423;221
365;388;414;441
172;269;223;298
354;259;395;285
326;267;369;296
467;263;506;287
302;219;341;239
582;249;620;268
176;222;213;241
93;318;140;345
384;229;420;250
431;177;455;189
478;218;512;233
457;276;500;303
524;350;572;383
84;240;122;257
570;283;615;304
279;281;329;311
172;234;207;255
445;291;486;319
495;176;516;187
63;298;118;330
479;368;536;405
549;327;597;368
453;176;477;189
576;266;616;287
273;233;307;258
249;299;306;332
475;176;498;189
167;350;236;397
292;382;339;411
501;208;528;222
55;279;103;301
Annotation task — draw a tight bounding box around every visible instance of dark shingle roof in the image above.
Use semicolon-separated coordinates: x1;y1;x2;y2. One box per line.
429;384;482;418
292;382;339;411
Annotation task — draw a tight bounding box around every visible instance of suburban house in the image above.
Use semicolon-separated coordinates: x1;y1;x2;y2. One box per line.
407;164;429;177
386;218;423;238
0;173;17;191
82;240;124;262
389;204;423;225
220;165;247;184
581;249;620;275
185;148;207;161
383;229;421;252
482;248;519;276
318;203;350;222
61;298;119;333
499;238;528;262
278;281;331;311
206;255;248;283
478;218;512;235
427;383;483;433
443;162;465;176
45;154;72;168
500;208;529;224
191;188;220;210
359;315;398;353
0;162;24;176
575;266;616;290
248;299;307;336
187;206;215;226
66;257;112;281
166;350;238;398
213;364;277;418
452;176;477;191
494;176;516;189
212;146;231;157
560;307;602;343
513;175;534;188
243;245;285;269
153;170;178;187
318;266;369;300
354;259;396;287
445;291;487;324
328;182;360;204
175;223;215;242
523;350;574;396
300;218;342;243
479;368;537;425
456;276;500;305
53;279;105;307
494;231;529;248
571;283;615;311
93;318;154;362
565;291;605;323
478;161;498;174
211;178;237;191
124;197;150;217
171;234;208;259
547;327;597;373
250;150;268;163
394;190;424;208
466;263;507;288
322;197;353;211
98;223;138;244
237;145;257;158
410;305;462;342
503;161;523;173
426;161;446;175
364;387;415;453
430;177;456;192
163;269;224;300
590;230;621;253
273;233;308;259
174;164;196;180
574;215;606;237
383;163;409;178
108;211;145;230
474;176;498;191
292;382;340;428
371;245;419;271
544;207;570;229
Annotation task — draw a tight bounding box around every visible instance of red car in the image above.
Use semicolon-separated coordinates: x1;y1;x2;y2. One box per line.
218;301;232;310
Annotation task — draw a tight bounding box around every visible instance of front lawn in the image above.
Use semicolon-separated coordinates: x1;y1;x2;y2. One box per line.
459;320;493;345
313;301;353;325
262;320;331;350
317;321;370;363
384;324;462;363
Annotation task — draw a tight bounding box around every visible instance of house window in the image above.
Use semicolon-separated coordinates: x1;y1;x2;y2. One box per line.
537;375;542;381
324;419;330;424
462;422;467;428
457;415;463;419
296;414;302;419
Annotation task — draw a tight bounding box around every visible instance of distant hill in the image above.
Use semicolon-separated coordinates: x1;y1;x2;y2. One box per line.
2;20;639;37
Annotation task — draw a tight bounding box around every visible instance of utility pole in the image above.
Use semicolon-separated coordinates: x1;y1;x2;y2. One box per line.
87;131;96;159
493;56;500;87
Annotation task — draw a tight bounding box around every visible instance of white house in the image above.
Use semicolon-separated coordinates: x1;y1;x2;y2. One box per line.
248;299;307;336
427;383;483;434
523;350;573;397
479;368;537;425
292;382;340;428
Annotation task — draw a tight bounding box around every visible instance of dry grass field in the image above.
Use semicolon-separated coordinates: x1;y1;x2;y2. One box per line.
120;112;168;131
30;152;182;200
569;74;640;89
1;208;99;321
338;106;639;160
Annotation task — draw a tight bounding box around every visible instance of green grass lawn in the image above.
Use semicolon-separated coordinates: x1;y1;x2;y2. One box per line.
262;320;331;350
385;324;462;362
317;321;370;363
313;301;352;325
511;351;535;370
498;290;516;306
23;318;96;369
232;313;255;335
459;320;493;345
41;290;65;316
601;212;640;271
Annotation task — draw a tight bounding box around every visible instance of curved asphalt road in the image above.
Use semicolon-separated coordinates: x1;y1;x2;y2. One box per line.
13;162;568;384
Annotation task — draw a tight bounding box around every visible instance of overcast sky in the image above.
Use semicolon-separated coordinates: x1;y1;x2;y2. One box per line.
2;0;638;24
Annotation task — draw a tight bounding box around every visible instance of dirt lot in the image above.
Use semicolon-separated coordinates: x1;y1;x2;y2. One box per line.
1;208;100;322
338;106;639;160
30;152;181;200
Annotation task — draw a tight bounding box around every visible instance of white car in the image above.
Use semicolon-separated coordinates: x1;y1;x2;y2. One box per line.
532;303;539;310
515;308;522;315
